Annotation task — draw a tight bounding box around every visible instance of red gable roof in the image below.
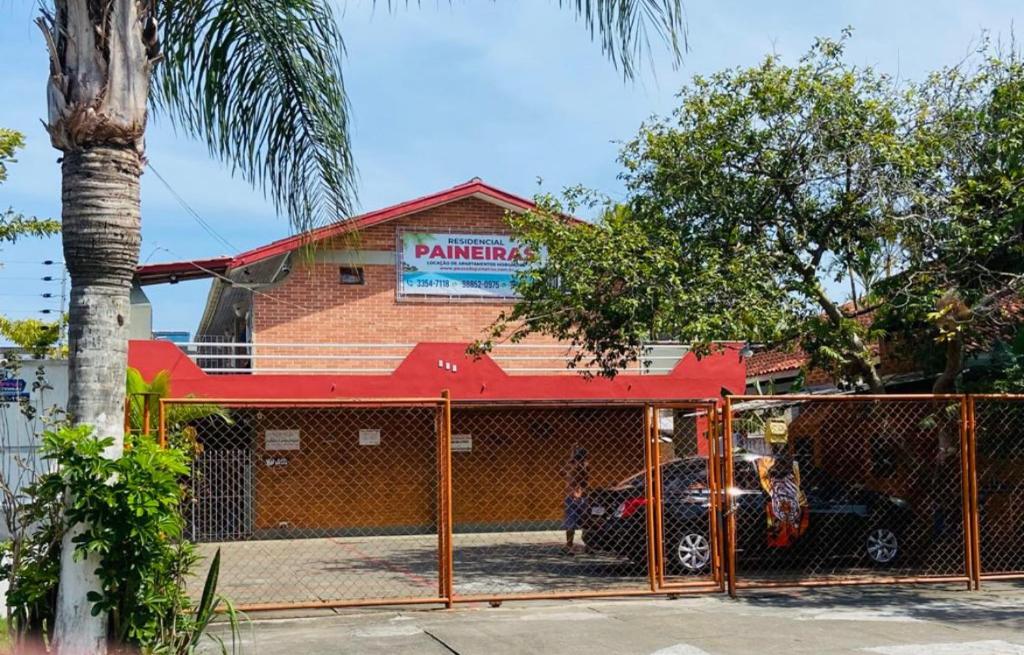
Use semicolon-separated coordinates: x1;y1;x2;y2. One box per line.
136;179;553;283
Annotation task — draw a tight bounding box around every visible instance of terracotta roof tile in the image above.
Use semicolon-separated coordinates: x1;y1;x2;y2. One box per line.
746;349;810;376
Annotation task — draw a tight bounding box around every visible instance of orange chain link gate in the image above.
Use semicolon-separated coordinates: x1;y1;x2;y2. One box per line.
722;395;975;594
149;392;1024;610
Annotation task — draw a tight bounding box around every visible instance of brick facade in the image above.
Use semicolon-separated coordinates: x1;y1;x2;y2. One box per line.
253;197;548;347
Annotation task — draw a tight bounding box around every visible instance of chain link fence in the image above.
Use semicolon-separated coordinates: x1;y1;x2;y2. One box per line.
448;404;649;600
651;404;725;591
157;393;1024;610
724;396;971;590
166;399;449;609
970;396;1024;581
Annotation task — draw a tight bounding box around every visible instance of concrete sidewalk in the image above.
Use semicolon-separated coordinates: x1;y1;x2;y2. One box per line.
205;582;1024;654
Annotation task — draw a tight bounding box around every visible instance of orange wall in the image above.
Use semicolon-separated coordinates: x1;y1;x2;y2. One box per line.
247;406;646;533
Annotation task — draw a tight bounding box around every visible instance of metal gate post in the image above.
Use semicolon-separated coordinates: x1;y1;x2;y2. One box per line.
435;401;445;600
142;396;151;437
959;395;975;591
723;396;737;598
708;404;723;590
644;406;658;592
967;395;981;589
441;390;454;608
653;408;668;588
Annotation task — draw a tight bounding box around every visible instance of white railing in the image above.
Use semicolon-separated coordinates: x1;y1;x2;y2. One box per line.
176;341;689;376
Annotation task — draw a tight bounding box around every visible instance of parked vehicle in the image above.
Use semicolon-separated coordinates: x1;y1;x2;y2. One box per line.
582;454;912;574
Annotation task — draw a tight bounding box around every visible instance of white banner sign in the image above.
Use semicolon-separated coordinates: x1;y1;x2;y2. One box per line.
398;231;542;298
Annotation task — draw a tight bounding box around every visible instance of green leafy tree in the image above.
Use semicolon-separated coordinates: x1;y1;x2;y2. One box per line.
490;32;909;389
0;129;62;357
878;45;1024;392
25;0;686;647
0;129;61;245
0;317;63;359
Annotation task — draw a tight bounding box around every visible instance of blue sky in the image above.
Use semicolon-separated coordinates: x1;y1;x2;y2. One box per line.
1;0;1022;334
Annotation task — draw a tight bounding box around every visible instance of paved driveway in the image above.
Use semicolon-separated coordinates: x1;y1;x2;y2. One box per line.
195;530;664;607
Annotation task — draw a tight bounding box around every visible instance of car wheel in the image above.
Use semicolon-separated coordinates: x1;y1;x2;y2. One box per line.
865;527;899;566
673;532;712;574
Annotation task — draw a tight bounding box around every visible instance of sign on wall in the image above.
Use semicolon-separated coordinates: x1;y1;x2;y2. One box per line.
0;374;29;403
265;429;301;451
359;429;381;446
398;231;542;299
451;434;473;453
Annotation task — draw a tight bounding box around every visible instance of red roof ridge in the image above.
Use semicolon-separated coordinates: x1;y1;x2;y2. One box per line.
230;179;547;268
136;179;581;283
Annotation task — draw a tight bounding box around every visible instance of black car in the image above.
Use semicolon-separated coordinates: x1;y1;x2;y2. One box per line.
582;454;912;574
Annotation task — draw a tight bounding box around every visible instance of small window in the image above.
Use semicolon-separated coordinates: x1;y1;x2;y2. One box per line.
339;266;364;285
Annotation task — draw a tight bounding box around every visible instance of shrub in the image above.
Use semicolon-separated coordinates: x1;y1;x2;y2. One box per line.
4;425;240;652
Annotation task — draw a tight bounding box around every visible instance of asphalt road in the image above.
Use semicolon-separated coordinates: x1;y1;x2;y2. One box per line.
204;581;1024;655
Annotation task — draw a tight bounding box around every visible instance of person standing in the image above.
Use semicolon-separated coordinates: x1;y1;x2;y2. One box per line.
562;447;590;555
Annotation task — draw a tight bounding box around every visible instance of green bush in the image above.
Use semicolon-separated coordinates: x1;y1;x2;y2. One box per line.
4;425;240;652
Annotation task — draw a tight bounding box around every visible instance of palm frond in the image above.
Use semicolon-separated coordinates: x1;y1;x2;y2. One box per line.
154;0;355;233
558;0;687;79
167;403;232;429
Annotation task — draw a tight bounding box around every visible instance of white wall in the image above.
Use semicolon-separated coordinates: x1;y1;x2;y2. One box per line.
0;358;68;540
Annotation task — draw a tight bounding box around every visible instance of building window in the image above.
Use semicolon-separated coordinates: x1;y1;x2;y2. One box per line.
339;266;365;285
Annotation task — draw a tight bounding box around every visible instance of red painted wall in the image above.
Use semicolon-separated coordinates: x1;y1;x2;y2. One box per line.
128;339;746;402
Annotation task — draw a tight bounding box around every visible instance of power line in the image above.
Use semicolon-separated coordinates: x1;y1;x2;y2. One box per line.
0;260;64;265
0;292;57;297
151;244;312;314
146;162;239;253
2;309;61;316
0;276;60;282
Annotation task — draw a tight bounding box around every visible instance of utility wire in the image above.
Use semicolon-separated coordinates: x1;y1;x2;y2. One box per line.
146;162;239;254
0;276;59;282
150;244;312;314
0;293;57;297
3;309;60;315
0;260;63;265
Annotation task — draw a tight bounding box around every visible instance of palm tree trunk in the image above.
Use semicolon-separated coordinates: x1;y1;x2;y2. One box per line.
54;145;141;653
38;0;151;647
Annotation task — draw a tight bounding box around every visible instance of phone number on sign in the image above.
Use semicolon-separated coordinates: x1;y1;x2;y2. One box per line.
412;279;451;288
461;279;504;290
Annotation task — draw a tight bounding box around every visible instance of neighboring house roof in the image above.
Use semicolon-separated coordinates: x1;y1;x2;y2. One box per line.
965;295;1024;353
135;178;559;285
746;349;810;378
746;304;877;380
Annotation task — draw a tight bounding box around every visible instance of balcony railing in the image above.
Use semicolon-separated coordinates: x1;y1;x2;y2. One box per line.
175;340;690;376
